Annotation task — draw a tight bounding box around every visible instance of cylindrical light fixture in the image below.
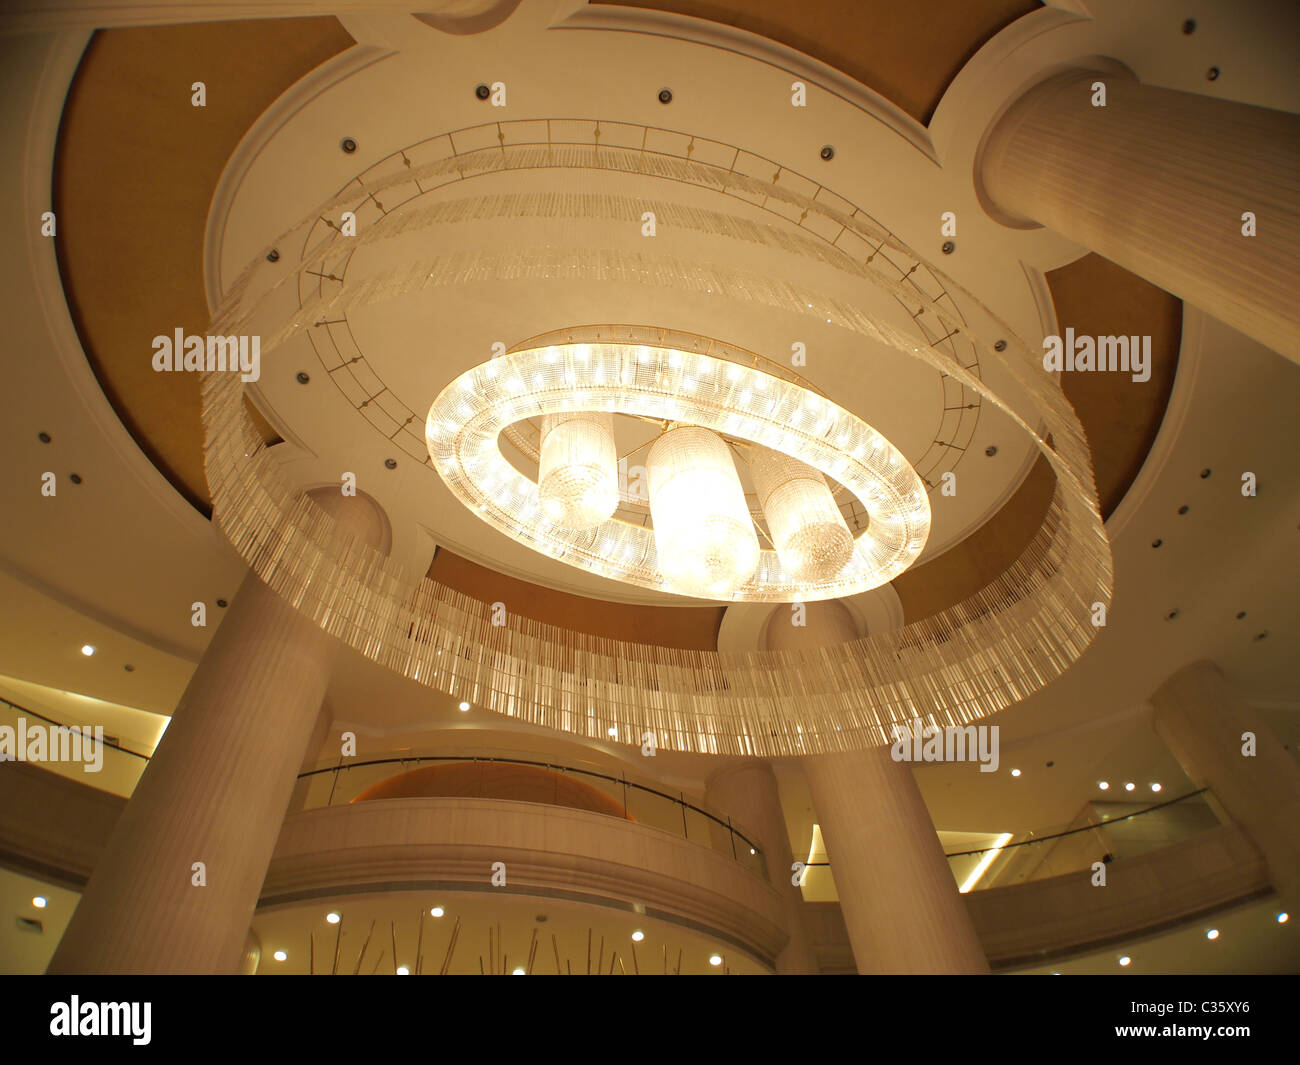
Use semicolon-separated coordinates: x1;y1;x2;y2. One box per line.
748;445;854;580
538;411;618;530
648;426;759;597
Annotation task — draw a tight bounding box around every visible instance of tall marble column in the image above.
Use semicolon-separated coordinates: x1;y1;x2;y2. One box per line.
803;747;990;974
705;760;816;973
1152;660;1300;914
979;68;1300;362
48;491;388;973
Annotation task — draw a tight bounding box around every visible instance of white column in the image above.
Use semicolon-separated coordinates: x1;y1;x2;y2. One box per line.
803;748;990;974
1152;660;1300;914
48;491;388;973
980;68;1300;362
706;761;816;973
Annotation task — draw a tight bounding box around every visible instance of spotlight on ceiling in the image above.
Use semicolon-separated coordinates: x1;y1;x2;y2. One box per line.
1278;912;1289;924
1124;782;1136;792
1150;782;1162;793
512;967;526;975
1118;956;1131;967
631;931;644;942
80;645;95;657
708;954;723;967
31;896;47;909
1098;781;1110;790
273;950;287;962
1206;929;1219;940
430;907;444;918
458;701;471;712
1010;768;1021;777
396;966;409;975
325;912;341;925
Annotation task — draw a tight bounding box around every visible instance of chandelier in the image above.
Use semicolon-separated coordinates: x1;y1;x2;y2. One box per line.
200;123;1113;756
426;327;931;601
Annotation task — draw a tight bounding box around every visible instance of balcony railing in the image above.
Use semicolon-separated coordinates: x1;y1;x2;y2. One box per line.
291;754;770;881
799;787;1222;896
0;694;148;797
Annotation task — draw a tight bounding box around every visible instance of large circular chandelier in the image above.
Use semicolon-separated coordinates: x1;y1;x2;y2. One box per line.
426;329;931;602
199;122;1113;756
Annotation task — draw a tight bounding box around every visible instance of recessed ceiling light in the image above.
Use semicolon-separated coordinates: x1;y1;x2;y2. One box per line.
1150;782;1162;793
1206;929;1219;940
1098;781;1110;790
80;645;95;656
512;967;526;975
708;954;722;966
396;966;409;975
458;701;470;712
749;847;756;855
273;950;287;962
325;912;341;924
1011;768;1021;777
430;906;444;918
631;930;644;942
1118;955;1131;967
31;896;47;909
1124;782;1135;792
1277;912;1289;924
608;727;617;737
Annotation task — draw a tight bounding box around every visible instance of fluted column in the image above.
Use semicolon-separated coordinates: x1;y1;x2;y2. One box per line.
804;748;990;974
1152;660;1300;914
48;491;388;973
705;761;816;973
980;68;1300;361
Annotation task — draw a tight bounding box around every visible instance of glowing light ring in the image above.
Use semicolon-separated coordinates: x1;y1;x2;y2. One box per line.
427;342;930;601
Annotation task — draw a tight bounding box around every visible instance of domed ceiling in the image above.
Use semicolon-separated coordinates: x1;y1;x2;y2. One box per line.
52;3;1179;624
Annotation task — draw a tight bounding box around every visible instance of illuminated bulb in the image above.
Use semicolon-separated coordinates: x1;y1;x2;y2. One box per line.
708;954;723;967
458;701;470;712
608;727;617;737
631;931;644;942
1098;781;1110;790
538;412;618;530
747;446;853;581
273;950;287;962
1118;956;1131;967
1150;782;1162;793
430;907;444;918
1124;782;1135;792
325;912;340;924
80;645;95;656
1278;912;1289;923
1011;769;1021;777
1206;929;1219;940
396;966;410;975
512;967;526;975
648;427;758;597
31;896;47;909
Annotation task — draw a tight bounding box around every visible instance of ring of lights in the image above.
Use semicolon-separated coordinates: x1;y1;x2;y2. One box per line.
428;341;929;601
201;124;1113;757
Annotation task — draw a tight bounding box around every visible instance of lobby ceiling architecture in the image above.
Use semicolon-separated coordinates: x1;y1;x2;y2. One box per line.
1;0;1298;1003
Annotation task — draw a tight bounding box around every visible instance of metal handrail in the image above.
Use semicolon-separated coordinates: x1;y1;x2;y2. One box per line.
0;694;151;760
296;753;766;863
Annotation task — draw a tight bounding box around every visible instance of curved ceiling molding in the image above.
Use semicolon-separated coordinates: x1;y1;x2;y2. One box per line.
586;0;1040;125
